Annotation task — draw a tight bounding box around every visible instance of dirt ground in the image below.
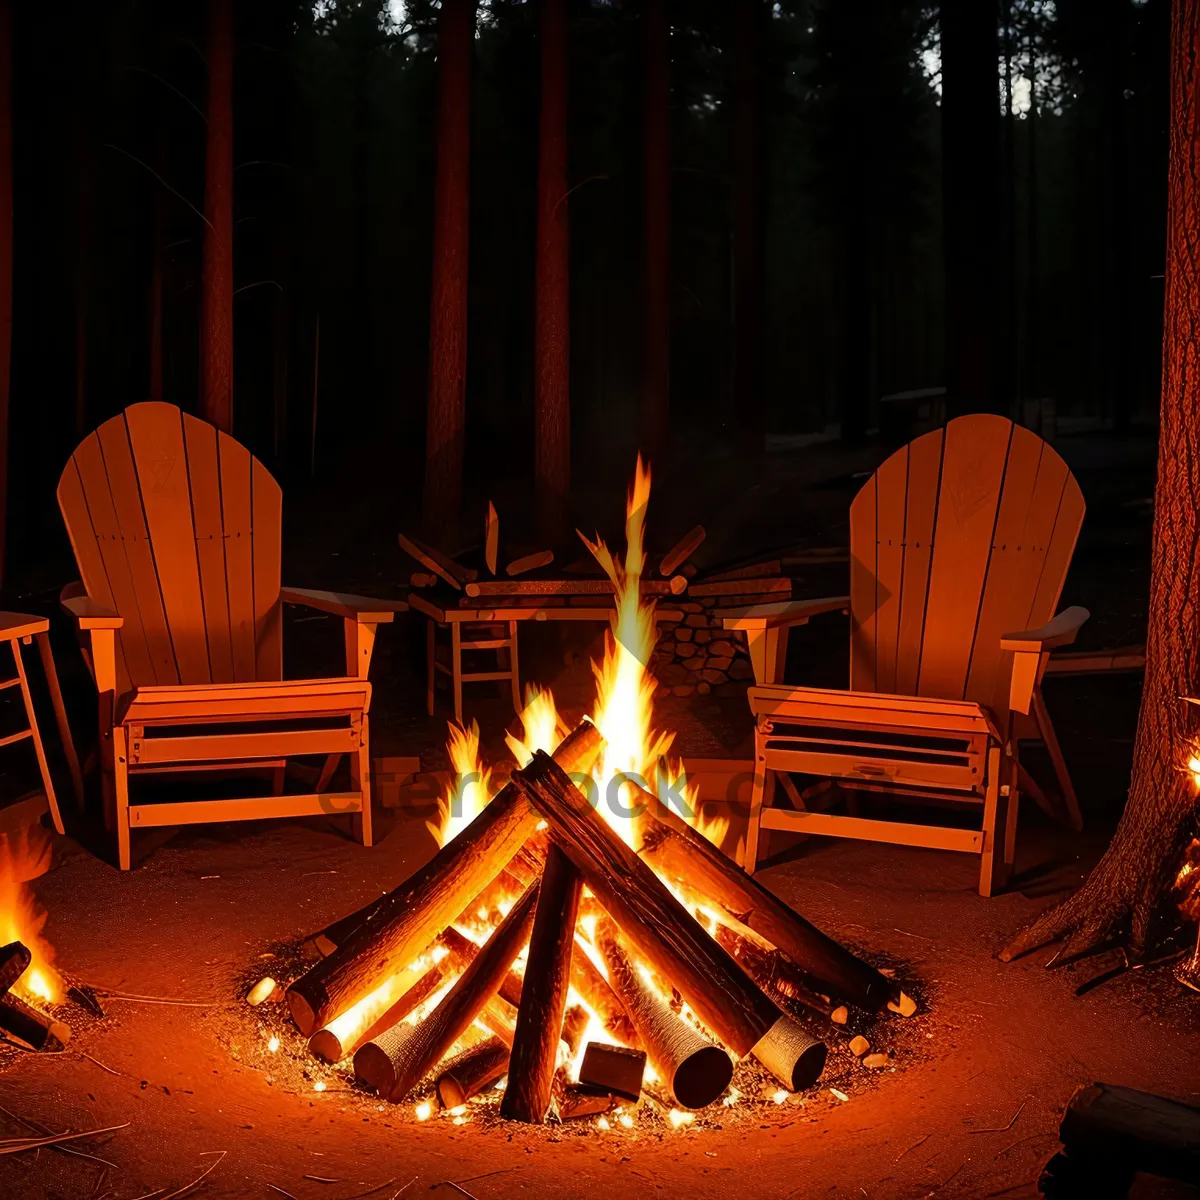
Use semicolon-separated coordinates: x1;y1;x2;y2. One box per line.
2;428;1199;1200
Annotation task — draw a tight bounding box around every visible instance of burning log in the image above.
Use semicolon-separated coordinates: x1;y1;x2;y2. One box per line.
660;525;706;576
287;721;602;1035
513;753;787;1063
561;1003;589;1058
410;571;438;588
436;1036;509;1108
594;916;731;1110
0;993;71;1050
571;940;638;1047
578;1042;647;1101
0;941;32;998
353;882;539;1101
505;550;555;577
501;846;582;1123
635;799;894;1013
712;923;849;1026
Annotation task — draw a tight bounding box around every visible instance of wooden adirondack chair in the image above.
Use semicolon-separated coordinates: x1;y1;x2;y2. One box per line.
723;414;1088;896
56;402;408;870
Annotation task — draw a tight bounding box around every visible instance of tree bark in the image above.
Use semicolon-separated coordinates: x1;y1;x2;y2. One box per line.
1002;0;1200;963
731;0;763;444
201;0;234;432
643;0;670;459
941;0;1001;417
423;0;474;540
534;0;570;544
0;0;11;586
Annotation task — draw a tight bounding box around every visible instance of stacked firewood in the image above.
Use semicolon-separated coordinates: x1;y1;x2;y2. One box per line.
0;942;71;1051
283;722;912;1122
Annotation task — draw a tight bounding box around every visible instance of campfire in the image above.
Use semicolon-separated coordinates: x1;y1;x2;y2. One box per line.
265;461;914;1125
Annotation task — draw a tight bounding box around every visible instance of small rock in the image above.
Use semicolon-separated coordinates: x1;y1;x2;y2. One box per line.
709;639;736;658
697;681;711;695
685;614;708;628
848;1035;871;1057
693;629;712;644
675;627;694;642
862;1054;889;1070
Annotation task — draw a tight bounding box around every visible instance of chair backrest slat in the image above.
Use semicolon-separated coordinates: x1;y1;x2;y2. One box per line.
848;415;1084;716
58;402;285;697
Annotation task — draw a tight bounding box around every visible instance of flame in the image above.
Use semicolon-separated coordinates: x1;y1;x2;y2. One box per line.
1189;755;1200;789
506;685;566;767
428;721;493;847
0;830;62;1005
580;458;674;848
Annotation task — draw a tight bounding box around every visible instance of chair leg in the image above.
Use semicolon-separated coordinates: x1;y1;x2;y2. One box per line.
351;714;373;849
979;743;1003;897
745;741;772;874
1032;687;1082;832
451;622;464;726
12;640;64;836
1003;749;1020;874
507;621;521;713
426;619;436;716
34;631;84;811
112;726;131;871
272;764;286;796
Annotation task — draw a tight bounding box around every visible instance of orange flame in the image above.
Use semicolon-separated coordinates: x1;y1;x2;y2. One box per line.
0;829;63;1005
505;685;566;768
428;721;493;847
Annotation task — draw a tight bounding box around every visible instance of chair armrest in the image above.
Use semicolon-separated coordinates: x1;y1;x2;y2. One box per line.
60;588;124;630
1000;606;1090;653
720;595;850;631
281;587;408;624
1002;606;1090;715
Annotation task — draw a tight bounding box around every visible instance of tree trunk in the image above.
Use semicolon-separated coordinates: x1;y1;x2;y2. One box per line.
643;0;669;460
422;0;474;540
941;0;1001;417
1002;0;1200;963
201;0;234;433
731;0;763;445
0;0;11;587
534;0;570;545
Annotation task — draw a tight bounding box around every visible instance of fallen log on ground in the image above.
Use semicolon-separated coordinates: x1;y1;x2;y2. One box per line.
436;1036;509;1108
287;721;602;1035
594;916;731;1109
501;847;582;1123
0;993;71;1050
354;882;539;1101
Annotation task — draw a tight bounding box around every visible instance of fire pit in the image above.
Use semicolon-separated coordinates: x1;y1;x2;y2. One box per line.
249;461;917;1127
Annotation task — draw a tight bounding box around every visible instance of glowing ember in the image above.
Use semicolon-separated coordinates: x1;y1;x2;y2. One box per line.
1189;755;1200;788
668;1109;695;1128
596;1115;611;1130
415;1102;433;1121
619;1112;635;1128
772;1089;789;1105
267;1036;280;1053
0;829;62;1005
428;721;493;847
313;1081;326;1092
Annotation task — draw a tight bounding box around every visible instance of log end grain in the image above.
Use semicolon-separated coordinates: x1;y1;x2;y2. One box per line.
752;1016;827;1092
287;988;320;1036
579;1042;647;1102
308;1029;344;1064
353;1029;403;1099
672;1043;734;1110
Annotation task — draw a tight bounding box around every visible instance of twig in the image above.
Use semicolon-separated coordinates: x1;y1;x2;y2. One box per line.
0;1104;118;1168
454;1170;514;1186
90;989;213;1008
969;1099;1026;1135
340;1179;396;1199
388;1179;417;1199
432;1185;478;1200
0;1122;130;1155
81;1052;125;1077
268;1187;298;1200
895;1131;932;1160
156;1150;226;1199
304;1175;341;1183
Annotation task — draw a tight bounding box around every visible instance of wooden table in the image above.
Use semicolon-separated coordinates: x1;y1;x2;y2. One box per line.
0;612;84;835
410;593;683;724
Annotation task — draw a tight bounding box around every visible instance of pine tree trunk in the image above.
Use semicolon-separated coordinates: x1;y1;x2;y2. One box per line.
1003;0;1200;964
941;0;1001;417
0;0;11;587
643;0;669;461
423;0;474;541
201;0;234;433
731;0;763;445
534;0;570;545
